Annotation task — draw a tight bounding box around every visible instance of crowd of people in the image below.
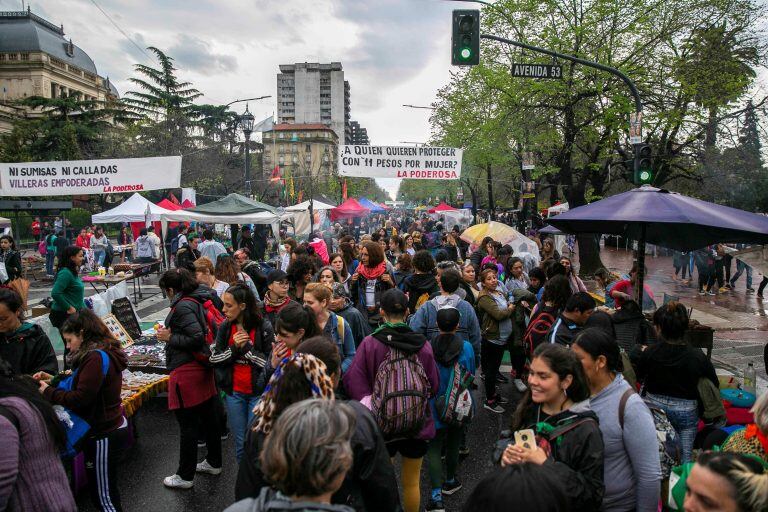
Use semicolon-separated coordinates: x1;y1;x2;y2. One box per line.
0;212;766;512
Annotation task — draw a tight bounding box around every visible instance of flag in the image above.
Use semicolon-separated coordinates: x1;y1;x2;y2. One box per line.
342;179;348;200
297;190;304;203
288;176;295;198
270;165;281;182
252;115;274;132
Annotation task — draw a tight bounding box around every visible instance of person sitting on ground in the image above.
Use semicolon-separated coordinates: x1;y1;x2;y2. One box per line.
328;283;371;348
0;288;57;376
401;250;441;314
198;229;227;263
409;268;481;363
0;355;77;511
546;292;596;346
461;463;569;512
342;289;439;512
499;343;605;511
682;451;767;512
572;328;661;511
234;337;401;511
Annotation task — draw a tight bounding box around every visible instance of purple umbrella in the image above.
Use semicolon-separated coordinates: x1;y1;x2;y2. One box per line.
547;185;768;304
539;224;563;235
546;186;768;250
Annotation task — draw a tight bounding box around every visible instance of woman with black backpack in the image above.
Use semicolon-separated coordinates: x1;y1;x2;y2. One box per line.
209;283;274;463
157;268;222;490
498;343;605;512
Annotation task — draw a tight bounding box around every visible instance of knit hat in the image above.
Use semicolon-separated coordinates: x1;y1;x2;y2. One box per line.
331;282;350;300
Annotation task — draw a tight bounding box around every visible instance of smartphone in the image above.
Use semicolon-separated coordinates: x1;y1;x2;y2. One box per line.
514;429;537;451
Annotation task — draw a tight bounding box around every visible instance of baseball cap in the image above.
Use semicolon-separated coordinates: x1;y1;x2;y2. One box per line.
266;269;288;286
380;289;408;315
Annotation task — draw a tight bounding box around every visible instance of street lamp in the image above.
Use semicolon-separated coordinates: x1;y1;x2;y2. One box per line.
239;104;255;197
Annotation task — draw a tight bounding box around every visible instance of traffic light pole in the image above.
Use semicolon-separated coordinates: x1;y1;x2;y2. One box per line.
479;33;647;304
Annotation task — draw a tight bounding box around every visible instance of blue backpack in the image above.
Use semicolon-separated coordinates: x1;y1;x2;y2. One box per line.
55;349;110;459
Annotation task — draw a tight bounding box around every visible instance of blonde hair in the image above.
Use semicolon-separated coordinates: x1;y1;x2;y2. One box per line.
193;256;214;275
696;451;768;512
304;282;332;303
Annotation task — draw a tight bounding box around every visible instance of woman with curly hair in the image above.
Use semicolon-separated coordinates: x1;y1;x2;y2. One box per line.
285;255;316;302
215;255;259;299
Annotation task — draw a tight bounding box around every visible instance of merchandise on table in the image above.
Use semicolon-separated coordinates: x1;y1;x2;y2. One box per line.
120;369;169;417
123;335;166;369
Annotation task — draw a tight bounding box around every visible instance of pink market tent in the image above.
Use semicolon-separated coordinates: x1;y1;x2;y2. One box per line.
330;198;370;221
428;202;457;214
130;198;184;239
181;199;195;208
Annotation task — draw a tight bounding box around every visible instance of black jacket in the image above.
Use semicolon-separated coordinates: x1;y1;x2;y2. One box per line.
241;260;268;298
164;286;219;371
210;318;274;395
235;400;401;512
0;249;22;283
175;245;200;273
350;274;394;327
334;300;372;348
0;323;58;375
498;404;605;511
401;273;440;314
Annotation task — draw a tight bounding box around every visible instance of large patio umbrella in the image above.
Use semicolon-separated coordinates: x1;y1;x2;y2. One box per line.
547;185;768;303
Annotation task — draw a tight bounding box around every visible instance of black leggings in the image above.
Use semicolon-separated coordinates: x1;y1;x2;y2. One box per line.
758;277;768;296
697;266;710;292
174;396;222;481
481;340;506;400
84;424;130;512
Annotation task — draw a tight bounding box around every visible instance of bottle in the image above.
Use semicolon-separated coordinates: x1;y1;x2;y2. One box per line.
743;362;756;395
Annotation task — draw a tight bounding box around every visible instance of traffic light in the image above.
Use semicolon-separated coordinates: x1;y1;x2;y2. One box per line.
633;143;653;185
452;10;480;66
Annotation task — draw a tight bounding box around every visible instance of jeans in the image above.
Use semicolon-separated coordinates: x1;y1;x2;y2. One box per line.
45;252;56;275
646;392;698;463
174;396;222;481
224;392;260;462
730;261;753;289
94;250;106;267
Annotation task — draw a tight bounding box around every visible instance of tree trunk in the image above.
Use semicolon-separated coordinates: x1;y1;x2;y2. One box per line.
568;185;606;275
486;164;496;220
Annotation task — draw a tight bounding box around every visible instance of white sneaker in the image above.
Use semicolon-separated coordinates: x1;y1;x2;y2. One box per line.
514;378;527;393
163;474;193;489
196;459;222;475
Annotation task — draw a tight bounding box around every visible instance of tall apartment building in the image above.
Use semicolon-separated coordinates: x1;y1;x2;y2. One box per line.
0;9;119;133
349;120;369;145
276;62;351;144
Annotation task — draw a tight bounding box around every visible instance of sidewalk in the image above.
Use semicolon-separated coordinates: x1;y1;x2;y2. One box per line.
587;247;768;391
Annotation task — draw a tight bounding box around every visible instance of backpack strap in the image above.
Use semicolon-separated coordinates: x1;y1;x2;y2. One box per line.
95;349;111;376
336;315;345;345
546;416;597;440
618;388;635;430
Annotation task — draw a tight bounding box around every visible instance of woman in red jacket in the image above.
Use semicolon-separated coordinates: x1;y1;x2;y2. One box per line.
34;309;128;512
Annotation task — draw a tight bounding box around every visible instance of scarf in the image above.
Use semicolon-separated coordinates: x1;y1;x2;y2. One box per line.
356;261;386;281
744;424;768;454
252;353;335;434
264;293;290;312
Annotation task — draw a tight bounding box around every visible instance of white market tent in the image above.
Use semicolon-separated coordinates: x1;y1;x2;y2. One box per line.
92;193;174;223
546;202;569;216
0;217;11;227
285;199;335;211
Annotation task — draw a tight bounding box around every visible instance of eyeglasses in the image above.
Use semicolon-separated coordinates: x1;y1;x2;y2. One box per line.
273;280;289;286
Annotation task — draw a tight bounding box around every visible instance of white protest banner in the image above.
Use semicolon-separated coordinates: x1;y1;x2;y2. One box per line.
339;145;462;180
0;156;181;197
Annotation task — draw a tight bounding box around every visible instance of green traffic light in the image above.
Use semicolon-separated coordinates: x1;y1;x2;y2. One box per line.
640;170;651;182
460;48;472;60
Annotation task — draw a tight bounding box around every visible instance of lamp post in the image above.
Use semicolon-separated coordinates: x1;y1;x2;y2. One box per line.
239;104;255;197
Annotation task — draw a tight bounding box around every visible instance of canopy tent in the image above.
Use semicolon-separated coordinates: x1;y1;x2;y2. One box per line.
539;224;563;234
181;199;195;208
330;198;370;221
92;193;175;223
545;202;569;217
157;198;182;211
358;197;385;213
0;217;10;228
186;193;277;216
547;185;768;304
428;202;457;214
285;199;336;211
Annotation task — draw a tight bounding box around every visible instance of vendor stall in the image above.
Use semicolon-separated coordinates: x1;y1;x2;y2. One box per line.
285;199;335;238
330;198;370;221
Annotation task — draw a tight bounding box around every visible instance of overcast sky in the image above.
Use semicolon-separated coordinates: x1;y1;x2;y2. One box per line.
3;0;464;198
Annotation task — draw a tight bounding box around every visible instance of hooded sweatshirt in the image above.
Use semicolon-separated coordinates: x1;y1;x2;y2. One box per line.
408;294;481;355
430;333;476;430
401;273;440;313
342;323;440;441
334;299;372;348
43;346;128;435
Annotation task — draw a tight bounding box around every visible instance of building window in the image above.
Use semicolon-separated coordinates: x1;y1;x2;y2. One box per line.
279;156;284;164
278;132;284;139
0;54;5;61
19;53;29;61
305;144;311;152
50;82;56;98
7;54;18;61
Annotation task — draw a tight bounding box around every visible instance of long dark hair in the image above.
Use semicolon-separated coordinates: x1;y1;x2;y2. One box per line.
511;344;590;431
573;327;623;373
338;236;357;266
275;302;320;339
57;245;82;275
541;274;572;310
0;357;66;449
0;287;24;323
0;234;16;251
224;283;263;332
61;309;121;368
